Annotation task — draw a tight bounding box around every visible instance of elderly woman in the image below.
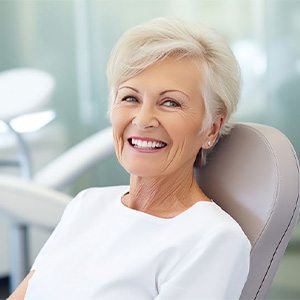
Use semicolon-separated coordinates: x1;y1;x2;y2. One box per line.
9;17;250;300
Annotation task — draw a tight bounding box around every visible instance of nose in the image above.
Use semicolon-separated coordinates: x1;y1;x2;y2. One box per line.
132;103;159;130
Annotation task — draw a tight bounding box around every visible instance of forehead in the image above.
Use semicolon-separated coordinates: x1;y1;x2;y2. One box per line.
120;57;203;96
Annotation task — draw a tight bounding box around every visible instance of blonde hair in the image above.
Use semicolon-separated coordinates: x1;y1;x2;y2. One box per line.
106;17;241;165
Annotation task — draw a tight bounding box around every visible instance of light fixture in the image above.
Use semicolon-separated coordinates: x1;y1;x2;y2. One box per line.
0;110;56;134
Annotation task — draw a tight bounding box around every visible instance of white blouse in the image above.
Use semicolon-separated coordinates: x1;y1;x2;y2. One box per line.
25;186;250;300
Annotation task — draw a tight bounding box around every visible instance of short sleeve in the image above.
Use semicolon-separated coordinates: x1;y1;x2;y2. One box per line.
31;189;87;271
155;224;251;300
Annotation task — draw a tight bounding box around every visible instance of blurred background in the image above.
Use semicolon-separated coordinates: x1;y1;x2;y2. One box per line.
0;0;299;299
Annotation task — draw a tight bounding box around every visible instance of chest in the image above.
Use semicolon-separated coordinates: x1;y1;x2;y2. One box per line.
27;219;189;300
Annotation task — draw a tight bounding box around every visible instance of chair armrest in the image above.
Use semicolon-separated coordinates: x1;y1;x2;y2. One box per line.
33;127;114;190
0;175;71;230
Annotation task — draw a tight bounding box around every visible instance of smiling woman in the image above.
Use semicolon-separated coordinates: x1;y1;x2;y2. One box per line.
111;58;208;183
9;17;250;300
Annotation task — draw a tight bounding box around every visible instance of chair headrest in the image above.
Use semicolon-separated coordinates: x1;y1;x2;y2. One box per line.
197;122;300;299
197;122;299;245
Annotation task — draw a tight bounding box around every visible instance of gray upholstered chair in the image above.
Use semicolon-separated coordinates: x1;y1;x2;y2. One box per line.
197;122;300;300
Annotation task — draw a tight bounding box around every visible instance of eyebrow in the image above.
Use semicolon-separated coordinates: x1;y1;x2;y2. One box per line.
118;86;139;93
118;86;190;99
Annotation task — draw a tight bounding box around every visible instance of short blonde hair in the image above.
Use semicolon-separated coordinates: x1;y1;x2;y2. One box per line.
106;17;241;165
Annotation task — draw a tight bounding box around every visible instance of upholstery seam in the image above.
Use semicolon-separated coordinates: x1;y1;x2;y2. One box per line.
241;124;300;299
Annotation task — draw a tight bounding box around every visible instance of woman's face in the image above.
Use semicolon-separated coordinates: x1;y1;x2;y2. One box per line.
110;57;212;177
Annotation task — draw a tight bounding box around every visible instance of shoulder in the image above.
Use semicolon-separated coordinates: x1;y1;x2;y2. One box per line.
76;185;129;197
187;202;251;250
204;204;251;253
61;185;129;220
182;204;251;269
158;205;251;299
48;185;129;236
70;185;128;206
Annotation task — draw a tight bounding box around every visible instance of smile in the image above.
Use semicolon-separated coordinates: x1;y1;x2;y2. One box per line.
128;137;167;149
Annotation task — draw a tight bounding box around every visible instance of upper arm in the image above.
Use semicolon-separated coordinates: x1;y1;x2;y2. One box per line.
155;226;251;300
7;271;35;300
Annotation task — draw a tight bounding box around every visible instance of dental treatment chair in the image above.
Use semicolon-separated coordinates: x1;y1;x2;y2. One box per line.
0;126;114;291
197;123;300;299
0;123;299;299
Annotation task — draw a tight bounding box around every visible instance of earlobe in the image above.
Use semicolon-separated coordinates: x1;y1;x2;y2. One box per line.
203;115;225;149
203;139;213;150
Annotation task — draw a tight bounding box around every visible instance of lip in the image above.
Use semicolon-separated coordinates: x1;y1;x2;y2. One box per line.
127;136;168;153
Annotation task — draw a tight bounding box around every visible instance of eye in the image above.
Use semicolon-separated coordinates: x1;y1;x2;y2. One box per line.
162;100;181;108
121;96;138;103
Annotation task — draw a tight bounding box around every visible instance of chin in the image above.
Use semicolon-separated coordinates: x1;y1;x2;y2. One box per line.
122;162;162;178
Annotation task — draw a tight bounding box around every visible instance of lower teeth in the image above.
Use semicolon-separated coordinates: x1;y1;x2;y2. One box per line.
135;145;161;149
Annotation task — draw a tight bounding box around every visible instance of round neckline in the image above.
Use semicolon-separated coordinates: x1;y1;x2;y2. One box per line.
117;186;216;223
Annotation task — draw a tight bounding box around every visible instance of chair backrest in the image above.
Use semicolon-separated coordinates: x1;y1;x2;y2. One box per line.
0;175;71;230
197;122;300;300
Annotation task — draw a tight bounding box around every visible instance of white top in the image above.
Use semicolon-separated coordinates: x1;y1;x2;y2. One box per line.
25;186;251;300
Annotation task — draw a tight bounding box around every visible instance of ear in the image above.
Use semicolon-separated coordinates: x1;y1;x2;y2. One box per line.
202;114;225;149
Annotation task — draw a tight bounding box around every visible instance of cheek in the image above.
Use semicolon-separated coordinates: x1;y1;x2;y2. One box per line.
164;113;205;162
165;113;203;143
110;108;129;157
111;108;129;135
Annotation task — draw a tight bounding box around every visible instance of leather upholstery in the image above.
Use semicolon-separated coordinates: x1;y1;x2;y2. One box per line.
197;122;300;300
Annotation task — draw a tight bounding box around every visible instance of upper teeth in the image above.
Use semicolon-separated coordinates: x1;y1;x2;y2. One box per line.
131;138;166;149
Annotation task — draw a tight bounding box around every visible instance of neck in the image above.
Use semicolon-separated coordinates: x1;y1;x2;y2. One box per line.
124;165;209;215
